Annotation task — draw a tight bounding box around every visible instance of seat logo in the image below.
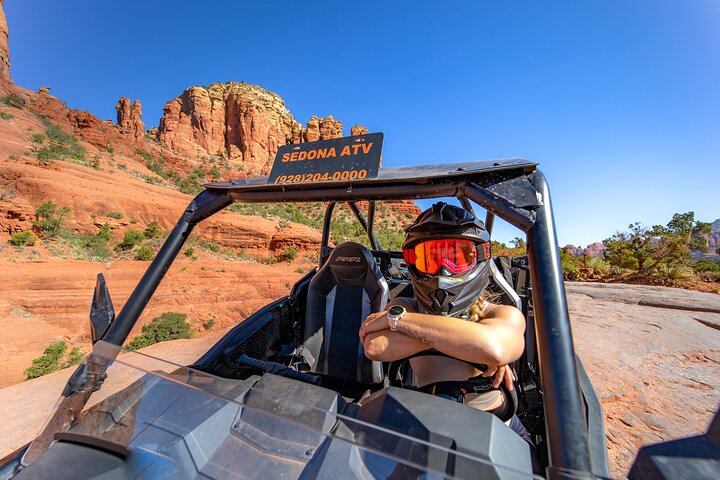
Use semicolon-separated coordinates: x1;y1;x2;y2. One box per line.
335;256;362;263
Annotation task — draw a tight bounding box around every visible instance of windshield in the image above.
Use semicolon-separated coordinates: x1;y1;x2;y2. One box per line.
22;342;546;479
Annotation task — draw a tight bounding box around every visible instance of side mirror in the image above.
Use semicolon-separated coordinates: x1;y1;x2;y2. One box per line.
90;273;115;343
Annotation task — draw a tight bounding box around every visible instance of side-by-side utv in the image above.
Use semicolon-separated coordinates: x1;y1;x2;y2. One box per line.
1;135;717;479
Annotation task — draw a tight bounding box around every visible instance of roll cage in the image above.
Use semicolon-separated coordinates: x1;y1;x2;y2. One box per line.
23;158;609;478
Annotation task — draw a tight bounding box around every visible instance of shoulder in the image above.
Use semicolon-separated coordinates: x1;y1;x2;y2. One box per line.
481;302;525;330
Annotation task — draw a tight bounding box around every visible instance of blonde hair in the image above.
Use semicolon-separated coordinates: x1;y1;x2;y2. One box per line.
466;290;502;322
467;295;489;323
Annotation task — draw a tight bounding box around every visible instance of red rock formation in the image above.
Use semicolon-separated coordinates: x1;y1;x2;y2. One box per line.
385;200;421;216
115;97;145;145
269;223;323;255
319;115;342;140
68;109;120;149
303;116;321;142
585;242;606;258
350;125;369;136
302;115;344;142
0;198;34;238
0;0;10;82
157;83;298;172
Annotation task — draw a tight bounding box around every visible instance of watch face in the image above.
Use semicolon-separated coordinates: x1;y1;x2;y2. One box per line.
388;305;404;316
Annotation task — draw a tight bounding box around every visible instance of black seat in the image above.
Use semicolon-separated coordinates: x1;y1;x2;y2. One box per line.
304;242;388;384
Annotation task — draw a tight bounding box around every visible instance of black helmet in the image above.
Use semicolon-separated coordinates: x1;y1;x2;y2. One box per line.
403;202;491;316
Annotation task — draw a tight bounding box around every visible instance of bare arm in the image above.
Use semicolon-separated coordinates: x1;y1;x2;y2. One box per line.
362;297;430;361
361;300;525;366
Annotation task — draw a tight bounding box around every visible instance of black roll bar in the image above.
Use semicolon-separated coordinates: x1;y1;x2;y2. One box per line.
464;173;593;478
525;172;592;477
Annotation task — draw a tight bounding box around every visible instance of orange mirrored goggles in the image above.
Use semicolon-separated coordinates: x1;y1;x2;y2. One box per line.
403;239;491;275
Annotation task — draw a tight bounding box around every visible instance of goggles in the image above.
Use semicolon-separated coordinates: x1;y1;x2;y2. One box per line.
403;239;491;275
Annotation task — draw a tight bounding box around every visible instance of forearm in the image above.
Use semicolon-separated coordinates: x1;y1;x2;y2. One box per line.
363;330;431;361
395;312;523;366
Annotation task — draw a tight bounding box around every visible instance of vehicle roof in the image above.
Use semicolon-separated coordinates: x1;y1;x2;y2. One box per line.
204;158;537;204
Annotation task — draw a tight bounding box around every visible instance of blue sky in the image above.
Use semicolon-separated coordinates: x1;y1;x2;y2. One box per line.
5;1;719;246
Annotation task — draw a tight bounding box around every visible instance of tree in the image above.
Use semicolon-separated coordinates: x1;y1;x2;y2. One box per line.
510;237;526;252
603;212;712;274
603;223;656;272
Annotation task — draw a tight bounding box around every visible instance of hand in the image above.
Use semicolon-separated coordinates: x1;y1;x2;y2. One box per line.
359;311;390;343
481;364;516;391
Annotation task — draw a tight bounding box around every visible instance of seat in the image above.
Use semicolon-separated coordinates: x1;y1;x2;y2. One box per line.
304;242;388;384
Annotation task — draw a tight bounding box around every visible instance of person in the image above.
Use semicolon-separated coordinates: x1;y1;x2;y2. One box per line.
359;201;531;440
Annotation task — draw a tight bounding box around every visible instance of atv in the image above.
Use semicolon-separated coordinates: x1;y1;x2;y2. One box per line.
1;134;716;479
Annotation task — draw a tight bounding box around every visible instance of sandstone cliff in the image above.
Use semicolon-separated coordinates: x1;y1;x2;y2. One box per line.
0;0;9;82
154;82;366;174
156;83;300;173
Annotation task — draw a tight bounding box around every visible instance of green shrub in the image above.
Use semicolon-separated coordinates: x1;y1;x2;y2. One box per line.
143;221;162;238
258;254;278;265
691;258;720;273
655;264;696;283
136;245;155;261
9;230;37;246
203;318;215;330
33;119;87;163
283;246;298;261
184;247;195;257
1;93;24;109
106;211;124;219
34;201;71;238
116;229;144;251
126;312;192;350
0;111;13;120
30;133;45;143
24;341;83;380
587;257;611;276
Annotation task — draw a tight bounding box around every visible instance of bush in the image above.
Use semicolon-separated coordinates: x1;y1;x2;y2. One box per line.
203;318;215;330
24;341;83;380
283;246;298;261
9;230;37;246
77;224;112;261
1;93;25;109
116;229;144;251
587;257;611;276
184;247;195;257
0;111;13;120
136;245;155;261
691;258;720;273
654;264;696;283
106;211;124;219
143;221;162;238
126;312;192;350
30;133;45;143
34;201;71;238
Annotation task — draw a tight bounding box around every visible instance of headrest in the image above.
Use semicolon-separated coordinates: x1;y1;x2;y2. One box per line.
325;242;377;286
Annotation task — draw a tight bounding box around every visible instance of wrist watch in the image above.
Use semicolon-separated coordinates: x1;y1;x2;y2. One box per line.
387;305;407;331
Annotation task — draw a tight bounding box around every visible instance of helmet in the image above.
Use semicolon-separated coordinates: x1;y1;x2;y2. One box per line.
402;202;491;316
